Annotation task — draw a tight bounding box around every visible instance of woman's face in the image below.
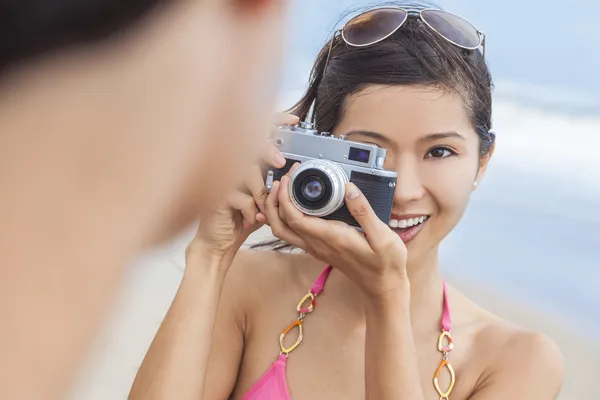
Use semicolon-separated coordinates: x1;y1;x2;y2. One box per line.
333;85;492;264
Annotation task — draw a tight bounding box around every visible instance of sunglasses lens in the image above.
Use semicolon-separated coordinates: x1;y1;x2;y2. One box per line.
420;10;481;49
343;9;408;46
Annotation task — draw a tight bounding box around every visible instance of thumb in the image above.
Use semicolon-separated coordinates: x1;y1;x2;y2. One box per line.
345;183;387;237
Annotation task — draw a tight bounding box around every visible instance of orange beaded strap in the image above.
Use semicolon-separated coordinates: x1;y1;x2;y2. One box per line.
279;265;332;355
433;281;456;400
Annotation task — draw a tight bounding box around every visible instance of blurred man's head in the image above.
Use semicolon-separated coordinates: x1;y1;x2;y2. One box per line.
0;0;289;243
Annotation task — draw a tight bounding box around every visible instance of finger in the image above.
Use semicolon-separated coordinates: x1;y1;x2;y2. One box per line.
265;181;307;249
343;183;392;245
226;191;258;225
284;162;301;178
277;175;324;230
261;140;286;169
245;164;269;214
242;213;266;234
261;161;299;211
278;176;373;254
256;212;267;224
277;176;330;234
271;161;300;208
273;112;300;127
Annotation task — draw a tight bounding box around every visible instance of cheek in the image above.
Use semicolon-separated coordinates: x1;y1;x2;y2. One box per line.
148;5;284;210
192;10;285;192
425;160;476;224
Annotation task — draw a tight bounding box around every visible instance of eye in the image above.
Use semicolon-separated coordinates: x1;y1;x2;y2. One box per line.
425;147;457;159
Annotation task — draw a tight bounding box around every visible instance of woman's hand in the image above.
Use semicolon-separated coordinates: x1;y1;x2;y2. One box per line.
186;113;299;267
265;173;408;300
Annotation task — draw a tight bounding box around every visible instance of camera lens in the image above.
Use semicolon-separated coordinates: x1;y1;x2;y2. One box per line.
300;176;325;202
293;169;332;210
288;160;349;217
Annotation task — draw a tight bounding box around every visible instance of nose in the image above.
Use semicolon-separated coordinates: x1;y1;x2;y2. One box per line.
392;158;426;205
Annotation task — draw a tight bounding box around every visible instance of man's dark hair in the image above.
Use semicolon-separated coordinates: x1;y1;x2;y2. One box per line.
0;0;166;71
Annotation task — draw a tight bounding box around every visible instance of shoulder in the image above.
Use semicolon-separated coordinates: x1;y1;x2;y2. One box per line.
450;286;565;398
222;248;320;309
227;249;313;289
493;327;563;374
222;249;324;339
499;329;564;376
474;319;564;398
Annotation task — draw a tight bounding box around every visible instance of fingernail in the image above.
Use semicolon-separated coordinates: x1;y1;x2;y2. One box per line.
275;152;286;167
346;183;360;200
270;181;279;193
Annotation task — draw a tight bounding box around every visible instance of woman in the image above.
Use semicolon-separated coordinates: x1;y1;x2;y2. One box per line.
0;0;287;398
131;3;564;399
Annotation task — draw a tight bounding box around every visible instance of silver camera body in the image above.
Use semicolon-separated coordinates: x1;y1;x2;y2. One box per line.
264;122;397;228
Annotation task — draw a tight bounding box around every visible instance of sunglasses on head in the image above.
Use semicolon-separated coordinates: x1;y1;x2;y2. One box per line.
326;7;485;66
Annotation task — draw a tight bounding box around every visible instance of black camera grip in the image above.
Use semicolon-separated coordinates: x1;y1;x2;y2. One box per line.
324;171;395;227
262;158;301;188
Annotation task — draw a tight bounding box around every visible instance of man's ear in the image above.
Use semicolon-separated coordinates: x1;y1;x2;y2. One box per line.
474;141;495;190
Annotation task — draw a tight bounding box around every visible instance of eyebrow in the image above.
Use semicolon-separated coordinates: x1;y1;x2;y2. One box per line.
420;131;466;142
344;130;392;144
344;130;466;143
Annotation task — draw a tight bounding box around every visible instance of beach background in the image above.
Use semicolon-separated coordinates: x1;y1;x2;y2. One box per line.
71;1;600;399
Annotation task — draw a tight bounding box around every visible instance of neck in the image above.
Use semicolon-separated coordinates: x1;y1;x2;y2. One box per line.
332;246;445;333
405;246;445;332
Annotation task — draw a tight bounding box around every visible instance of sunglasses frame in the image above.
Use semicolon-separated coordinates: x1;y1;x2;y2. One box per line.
325;7;486;70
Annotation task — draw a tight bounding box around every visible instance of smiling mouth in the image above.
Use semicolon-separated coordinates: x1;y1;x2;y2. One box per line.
388;215;429;243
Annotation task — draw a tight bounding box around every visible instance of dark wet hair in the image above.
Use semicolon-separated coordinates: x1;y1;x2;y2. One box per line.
0;0;165;72
293;2;495;155
253;1;495;251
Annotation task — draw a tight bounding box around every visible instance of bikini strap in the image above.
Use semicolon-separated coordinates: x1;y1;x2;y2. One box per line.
441;280;452;332
310;264;333;296
279;265;333;356
434;280;455;400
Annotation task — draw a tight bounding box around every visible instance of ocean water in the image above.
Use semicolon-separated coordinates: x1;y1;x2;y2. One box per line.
280;0;600;334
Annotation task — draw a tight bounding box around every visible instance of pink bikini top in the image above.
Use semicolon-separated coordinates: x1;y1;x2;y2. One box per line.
242;265;455;400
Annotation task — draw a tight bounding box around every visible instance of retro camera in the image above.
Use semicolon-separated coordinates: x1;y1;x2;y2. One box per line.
264;121;397;228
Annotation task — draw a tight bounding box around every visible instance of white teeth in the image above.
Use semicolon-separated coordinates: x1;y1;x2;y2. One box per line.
388;216;428;229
